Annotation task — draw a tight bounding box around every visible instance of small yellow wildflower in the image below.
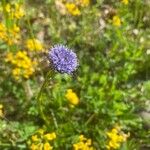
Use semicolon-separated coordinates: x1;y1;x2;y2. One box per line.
112;15;121;27
6;38;14;45
4;3;25;19
29;130;56;150
86;139;92;146
44;132;56;141
31;135;39;142
5;52;13;62
13;4;25;19
65;89;79;105
0;23;20;45
79;135;87;141
6;51;37;80
0;23;7;41
5;3;11;13
65;3;81;16
26;39;43;51
12;68;21;80
12;24;20;33
0;104;3;117
30;143;39;150
73;135;94;150
44;142;53;150
0;23;6;32
8;24;20;40
122;0;129;5
23;68;34;79
106;125;129;150
0;21;21;45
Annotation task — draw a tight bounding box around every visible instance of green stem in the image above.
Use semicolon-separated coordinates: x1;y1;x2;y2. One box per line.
37;73;49;126
50;109;58;129
37;71;56;127
85;113;96;126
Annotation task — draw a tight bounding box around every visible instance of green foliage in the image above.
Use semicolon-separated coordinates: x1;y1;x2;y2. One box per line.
0;0;150;149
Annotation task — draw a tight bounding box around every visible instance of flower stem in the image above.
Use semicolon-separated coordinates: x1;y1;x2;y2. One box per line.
50;109;58;129
37;71;53;126
85;113;96;126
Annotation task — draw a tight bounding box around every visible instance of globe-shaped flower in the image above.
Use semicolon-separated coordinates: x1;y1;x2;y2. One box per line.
48;44;78;74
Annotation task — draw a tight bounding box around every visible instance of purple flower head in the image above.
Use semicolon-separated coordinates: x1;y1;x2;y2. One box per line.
48;44;78;74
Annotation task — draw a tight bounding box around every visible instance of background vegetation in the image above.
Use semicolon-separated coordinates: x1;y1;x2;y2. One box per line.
0;0;150;149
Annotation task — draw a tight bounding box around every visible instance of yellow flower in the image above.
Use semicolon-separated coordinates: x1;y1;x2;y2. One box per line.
65;3;81;16
122;0;128;5
44;142;53;150
106;125;129;149
0;22;21;45
30;143;39;150
5;52;13;62
73;135;94;150
12;24;20;33
26;39;43;51
6;51;37;80
4;3;25;19
65;89;79;105
29;130;56;150
5;4;11;13
15;51;27;59
0;23;6;32
112;16;121;27
86;139;92;146
0;23;7;41
13;4;25;19
44;132;56;141
12;68;21;80
31;135;39;142
79;135;87;141
6;38;14;45
108;140;120;149
8;24;20;40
